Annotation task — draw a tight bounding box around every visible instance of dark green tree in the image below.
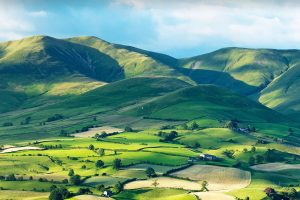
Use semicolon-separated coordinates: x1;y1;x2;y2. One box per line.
68;169;74;176
95;160;104;168
145;167;156;178
113;158;122;170
69;175;81;185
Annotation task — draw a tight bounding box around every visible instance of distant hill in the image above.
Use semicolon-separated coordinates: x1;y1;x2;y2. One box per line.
180;48;300;117
0;36;300;118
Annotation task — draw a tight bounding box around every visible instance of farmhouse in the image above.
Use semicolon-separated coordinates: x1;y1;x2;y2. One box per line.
238;128;250;134
188;157;199;163
200;154;219;161
103;190;113;197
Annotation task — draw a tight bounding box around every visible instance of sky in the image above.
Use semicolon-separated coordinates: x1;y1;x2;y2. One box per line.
1;0;300;57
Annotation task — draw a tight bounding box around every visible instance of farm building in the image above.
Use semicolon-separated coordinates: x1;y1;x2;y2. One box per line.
200;154;219;161
103;190;113;197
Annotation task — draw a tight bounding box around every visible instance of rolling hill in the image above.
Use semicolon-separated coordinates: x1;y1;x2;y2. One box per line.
1;36;300;117
180;48;300;117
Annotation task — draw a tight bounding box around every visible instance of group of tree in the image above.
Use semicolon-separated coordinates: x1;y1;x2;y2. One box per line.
94;131;108;139
2;122;13;127
264;187;297;200
181;122;199;130
46;114;64;122
222;149;235;159
20;117;32;125
224;120;239;130
124;126;133;132
248;149;284;165
40;144;63;149
49;185;71;200
158;131;178;142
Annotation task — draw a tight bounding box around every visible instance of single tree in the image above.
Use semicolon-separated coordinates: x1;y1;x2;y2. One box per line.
113;158;122;170
96;184;105;192
95;160;104;168
201;180;209;191
248;156;255;166
152;179;159;188
190;122;199;130
145;167;156;178
124;126;133;132
114;181;123;193
99;148;105;156
68;169;74;176
69;174;81;185
88;144;95;150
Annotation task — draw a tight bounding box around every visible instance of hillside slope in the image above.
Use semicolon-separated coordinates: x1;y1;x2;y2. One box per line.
180;48;300;116
66;36;184;79
123;84;287;123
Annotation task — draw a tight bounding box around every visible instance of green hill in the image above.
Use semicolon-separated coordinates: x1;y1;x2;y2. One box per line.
1;35;300;118
123;84;287;123
66;36;184;79
180;48;300;116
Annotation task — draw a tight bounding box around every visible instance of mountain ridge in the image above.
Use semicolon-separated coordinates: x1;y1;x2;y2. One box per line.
0;35;300;117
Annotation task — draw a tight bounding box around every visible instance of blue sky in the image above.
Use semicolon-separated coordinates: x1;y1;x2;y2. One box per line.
1;0;300;57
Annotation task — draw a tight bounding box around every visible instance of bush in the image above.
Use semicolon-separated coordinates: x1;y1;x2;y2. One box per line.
77;188;92;195
46;114;64;122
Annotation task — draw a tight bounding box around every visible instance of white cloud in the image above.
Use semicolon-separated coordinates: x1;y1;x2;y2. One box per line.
0;1;34;41
29;10;47;17
116;0;300;52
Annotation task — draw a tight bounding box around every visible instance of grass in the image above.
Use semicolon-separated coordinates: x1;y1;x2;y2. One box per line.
115;188;197;200
228;171;300;200
0;190;49;200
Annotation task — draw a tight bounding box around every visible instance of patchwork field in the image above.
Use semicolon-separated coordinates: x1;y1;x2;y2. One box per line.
250;162;300;171
171;165;251;191
124;177;200;190
72;126;123;138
